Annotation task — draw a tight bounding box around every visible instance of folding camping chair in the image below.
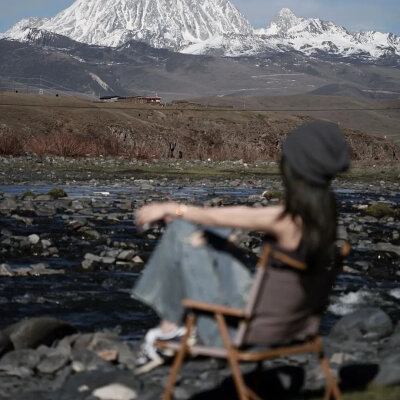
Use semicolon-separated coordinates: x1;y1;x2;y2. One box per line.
156;242;350;400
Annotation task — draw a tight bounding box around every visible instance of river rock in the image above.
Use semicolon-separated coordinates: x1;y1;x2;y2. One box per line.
117;250;135;261
35;194;52;201
29;263;64;276
71;350;111;372
375;242;400;257
68;219;87;230
0;349;40;373
36;348;70;374
93;383;137;400
82;229;101;240
0;264;13;277
330;308;393;341
0;198;18;212
28;234;40;245
2;317;77;350
35;204;57;216
373;352;400;385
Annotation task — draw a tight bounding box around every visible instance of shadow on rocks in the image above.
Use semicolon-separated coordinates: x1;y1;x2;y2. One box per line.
189;365;306;400
188;363;380;400
339;363;380;390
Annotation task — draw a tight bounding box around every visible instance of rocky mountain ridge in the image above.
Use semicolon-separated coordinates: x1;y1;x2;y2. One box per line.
2;0;252;50
1;1;400;61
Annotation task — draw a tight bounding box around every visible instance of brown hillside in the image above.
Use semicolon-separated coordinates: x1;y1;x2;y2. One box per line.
0;93;398;162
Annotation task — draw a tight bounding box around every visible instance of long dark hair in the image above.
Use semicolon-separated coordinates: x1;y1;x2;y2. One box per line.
280;156;337;271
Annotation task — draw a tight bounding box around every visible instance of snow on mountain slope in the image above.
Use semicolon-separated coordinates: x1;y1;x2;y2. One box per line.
255;8;400;58
2;3;399;60
3;0;253;50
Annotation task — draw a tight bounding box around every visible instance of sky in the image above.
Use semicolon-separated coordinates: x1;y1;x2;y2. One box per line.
0;0;399;35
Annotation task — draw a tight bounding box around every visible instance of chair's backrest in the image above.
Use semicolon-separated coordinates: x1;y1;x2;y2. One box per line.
233;243;348;347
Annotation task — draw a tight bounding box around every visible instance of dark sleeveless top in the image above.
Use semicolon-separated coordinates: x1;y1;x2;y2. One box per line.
244;241;337;345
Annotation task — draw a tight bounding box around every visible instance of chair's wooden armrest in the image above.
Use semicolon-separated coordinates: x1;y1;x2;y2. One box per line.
182;299;246;318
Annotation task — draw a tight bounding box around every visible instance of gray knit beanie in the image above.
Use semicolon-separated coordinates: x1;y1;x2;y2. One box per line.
282;121;351;185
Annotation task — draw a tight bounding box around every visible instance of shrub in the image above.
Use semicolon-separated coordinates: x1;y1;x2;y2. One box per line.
21;190;36;200
47;187;67;199
362;204;398;219
0;128;25;156
262;190;284;200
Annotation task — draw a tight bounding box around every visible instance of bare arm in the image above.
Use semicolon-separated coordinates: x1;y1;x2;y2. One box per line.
136;202;286;235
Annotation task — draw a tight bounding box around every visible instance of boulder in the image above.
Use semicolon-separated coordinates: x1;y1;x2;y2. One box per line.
2;317;77;350
330;308;393;341
0;349;40;373
373;352;400;385
36;348;70;374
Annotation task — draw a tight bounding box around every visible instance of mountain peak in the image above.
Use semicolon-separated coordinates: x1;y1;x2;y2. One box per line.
4;0;253;49
276;8;297;19
270;8;302;33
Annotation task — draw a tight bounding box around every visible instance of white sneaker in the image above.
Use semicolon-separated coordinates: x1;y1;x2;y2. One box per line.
134;326;191;375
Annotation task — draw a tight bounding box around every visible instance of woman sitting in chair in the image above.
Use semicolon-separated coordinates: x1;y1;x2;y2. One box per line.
132;121;350;374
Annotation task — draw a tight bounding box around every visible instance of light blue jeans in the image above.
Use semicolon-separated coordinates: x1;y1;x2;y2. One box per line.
131;220;253;346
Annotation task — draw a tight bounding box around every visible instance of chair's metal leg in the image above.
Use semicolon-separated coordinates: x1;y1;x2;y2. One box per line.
162;313;196;400
215;313;250;400
314;337;342;400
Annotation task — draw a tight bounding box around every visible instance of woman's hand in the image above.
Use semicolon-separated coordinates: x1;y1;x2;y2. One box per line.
136;202;180;227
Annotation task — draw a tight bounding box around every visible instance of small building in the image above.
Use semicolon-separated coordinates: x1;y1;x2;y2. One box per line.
99;95;121;102
119;96;162;104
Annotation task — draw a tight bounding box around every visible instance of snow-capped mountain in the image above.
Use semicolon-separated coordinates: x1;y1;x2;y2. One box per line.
254;8;400;59
2;2;399;60
2;0;252;50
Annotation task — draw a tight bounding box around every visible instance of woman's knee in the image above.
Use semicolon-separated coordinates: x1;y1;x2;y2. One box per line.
164;219;200;240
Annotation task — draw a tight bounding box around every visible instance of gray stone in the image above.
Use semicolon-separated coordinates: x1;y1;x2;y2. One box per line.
0;264;13;277
375;242;400;256
0;349;40;371
3;317;77;350
140;184;154;190
0;198;18;212
71;350;110;372
36;348;70;374
82;259;95;269
84;253;102;262
41;239;52;248
330;308;393;341
29;263;64;276
11;215;33;225
35;195;52;201
374;352;400;385
28;234;40;245
68;219;87;230
93;383;137;400
336;225;348;241
83;230;101;240
35;204;57;216
117;250;135;261
100;257;115;265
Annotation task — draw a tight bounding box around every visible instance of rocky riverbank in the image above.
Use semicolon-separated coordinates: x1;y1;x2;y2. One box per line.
0;155;399;398
0;309;400;400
